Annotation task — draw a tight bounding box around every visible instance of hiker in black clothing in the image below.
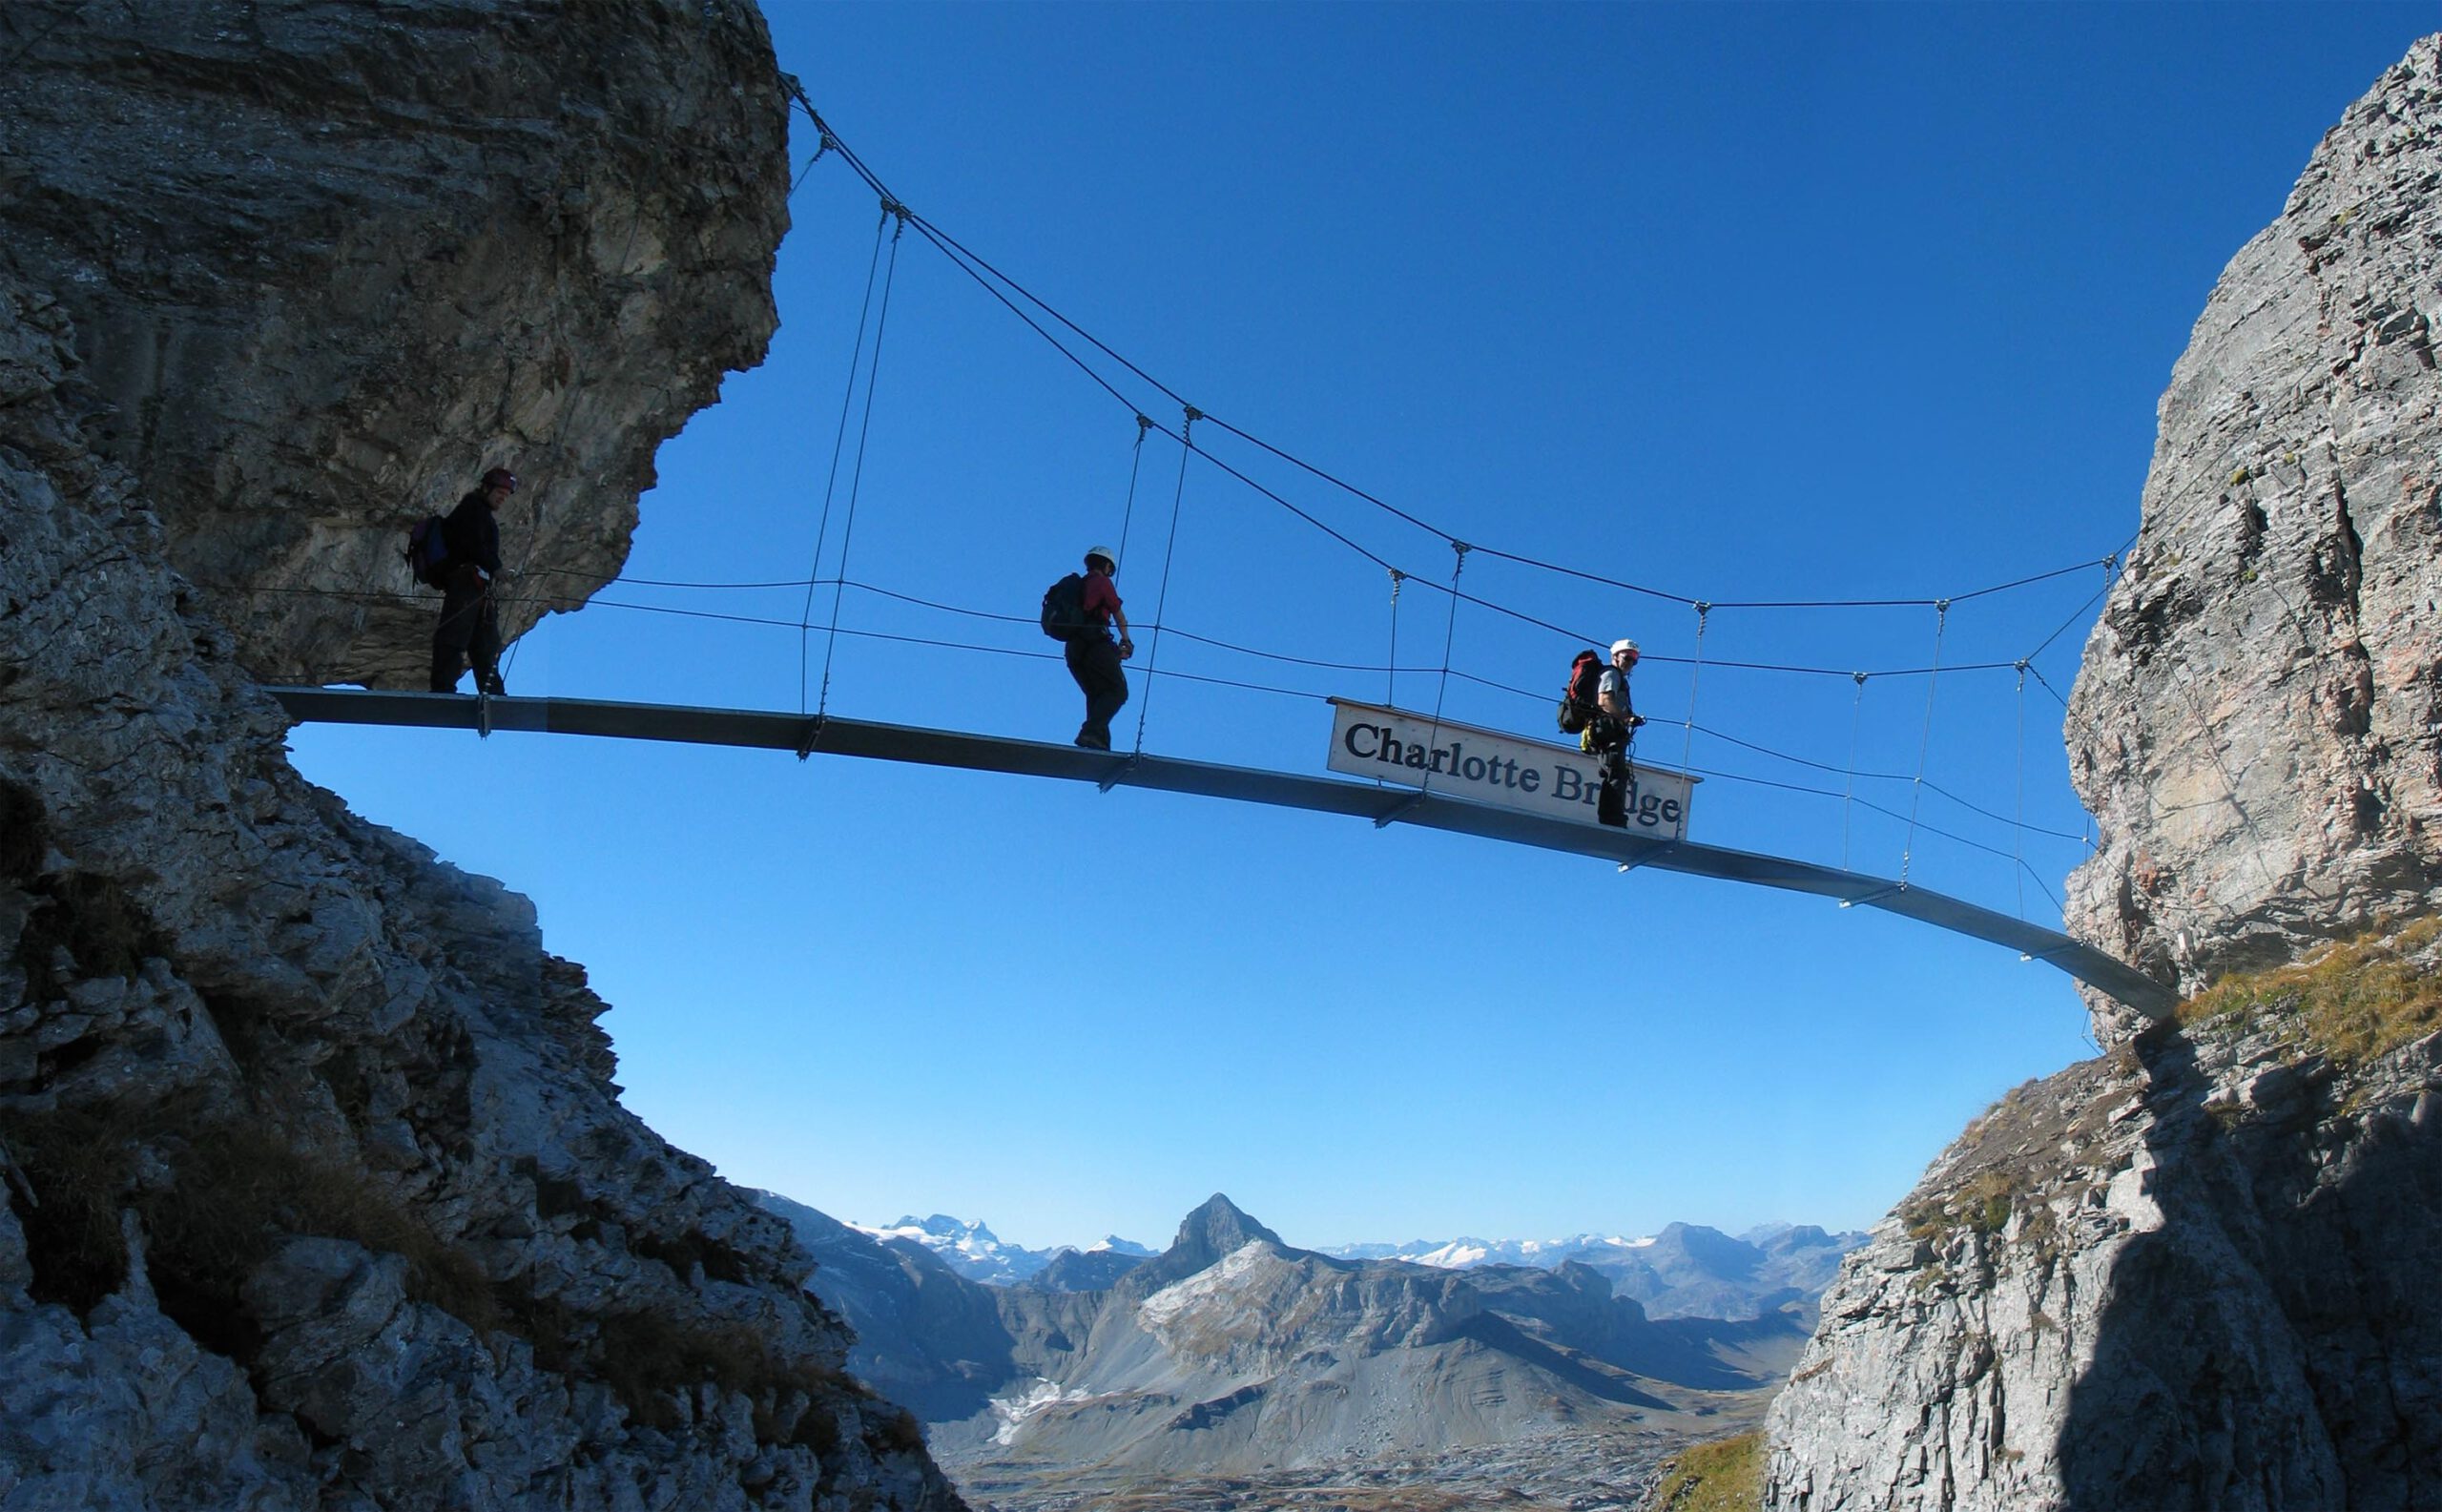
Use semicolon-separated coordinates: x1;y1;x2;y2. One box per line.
1066;546;1133;750
1585;637;1645;826
429;466;514;694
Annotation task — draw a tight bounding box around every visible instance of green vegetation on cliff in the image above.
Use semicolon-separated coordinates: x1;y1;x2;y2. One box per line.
1653;1431;1762;1512
2183;917;2442;1066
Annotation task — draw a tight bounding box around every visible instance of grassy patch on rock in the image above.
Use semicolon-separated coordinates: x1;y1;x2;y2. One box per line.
1653;1430;1763;1512
2182;916;2442;1066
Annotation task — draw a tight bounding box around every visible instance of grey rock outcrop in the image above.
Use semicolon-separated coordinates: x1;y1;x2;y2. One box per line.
2067;34;2442;1014
0;2;959;1507
1764;973;2442;1510
1767;35;2442;1512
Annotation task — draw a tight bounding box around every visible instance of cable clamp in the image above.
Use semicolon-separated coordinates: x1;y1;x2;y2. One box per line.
1836;881;1908;910
1852;671;1869;686
1135;413;1153;433
2015;658;2030;673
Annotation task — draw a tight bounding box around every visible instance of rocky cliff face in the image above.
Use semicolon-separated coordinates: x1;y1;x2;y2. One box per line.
1765;36;2442;1512
2067;35;2442;1012
1;0;786;688
0;3;958;1507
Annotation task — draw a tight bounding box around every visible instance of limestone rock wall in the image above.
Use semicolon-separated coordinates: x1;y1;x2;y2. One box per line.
1765;37;2442;1512
1762;973;2442;1511
0;3;961;1507
0;0;789;688
2067;36;2442;1014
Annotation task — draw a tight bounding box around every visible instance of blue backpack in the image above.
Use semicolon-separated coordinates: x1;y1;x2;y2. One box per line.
404;515;451;587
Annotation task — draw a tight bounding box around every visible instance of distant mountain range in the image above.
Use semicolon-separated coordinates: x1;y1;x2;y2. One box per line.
844;1214;1157;1287
846;1209;1860;1322
758;1191;1866;1501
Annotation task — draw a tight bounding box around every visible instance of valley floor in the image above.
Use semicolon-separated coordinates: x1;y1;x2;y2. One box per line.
946;1407;1769;1512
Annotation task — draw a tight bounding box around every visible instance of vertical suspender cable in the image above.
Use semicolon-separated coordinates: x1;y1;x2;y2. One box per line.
1130;404;1201;754
816;204;907;718
1899;598;1949;887
1679;602;1709;775
1417;543;1469;798
799;203;893;715
1385;569;1405;708
2014;660;2030;920
1842;672;1867;870
1115;414;1151;570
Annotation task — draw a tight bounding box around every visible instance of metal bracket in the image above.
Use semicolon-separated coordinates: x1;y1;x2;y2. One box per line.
1837;882;1908;910
797;716;826;761
1098;753;1141;794
1373;791;1427;829
476;692;491;740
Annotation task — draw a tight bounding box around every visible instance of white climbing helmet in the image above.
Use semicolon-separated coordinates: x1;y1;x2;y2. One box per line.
1611;638;1640;660
1086;546;1117;570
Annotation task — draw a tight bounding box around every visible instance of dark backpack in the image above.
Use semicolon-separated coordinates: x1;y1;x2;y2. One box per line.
1041;572;1089;642
1557;650;1604;735
404;514;452;588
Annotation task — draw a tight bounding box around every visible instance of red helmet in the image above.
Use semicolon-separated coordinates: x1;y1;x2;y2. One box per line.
482;467;517;492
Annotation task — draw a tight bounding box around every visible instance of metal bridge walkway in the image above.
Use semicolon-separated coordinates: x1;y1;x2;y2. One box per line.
270;687;2175;1017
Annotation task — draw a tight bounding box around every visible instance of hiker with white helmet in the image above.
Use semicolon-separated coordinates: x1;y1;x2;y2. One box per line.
1042;545;1132;750
1588;637;1645;826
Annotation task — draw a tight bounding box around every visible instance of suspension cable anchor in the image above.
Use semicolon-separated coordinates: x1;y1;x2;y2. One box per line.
1837;882;1908;910
1098;752;1141;794
797;715;826;761
475;690;491;740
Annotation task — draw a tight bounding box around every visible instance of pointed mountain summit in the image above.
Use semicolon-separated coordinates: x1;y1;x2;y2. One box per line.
1126;1193;1291;1294
1170;1192;1284;1263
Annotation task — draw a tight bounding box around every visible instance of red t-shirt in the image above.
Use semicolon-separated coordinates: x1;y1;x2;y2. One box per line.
1082;570;1122;628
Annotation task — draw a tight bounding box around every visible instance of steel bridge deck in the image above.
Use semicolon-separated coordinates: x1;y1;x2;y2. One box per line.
268;687;2175;1017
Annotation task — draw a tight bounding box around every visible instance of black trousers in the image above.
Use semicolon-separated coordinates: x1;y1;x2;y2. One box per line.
1588;720;1633;826
1065;636;1128;744
431;574;503;693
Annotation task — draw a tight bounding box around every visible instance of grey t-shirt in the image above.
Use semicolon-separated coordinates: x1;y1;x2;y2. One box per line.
1598;667;1634;716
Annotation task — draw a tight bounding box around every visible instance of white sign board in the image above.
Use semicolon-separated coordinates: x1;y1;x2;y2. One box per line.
1326;699;1696;840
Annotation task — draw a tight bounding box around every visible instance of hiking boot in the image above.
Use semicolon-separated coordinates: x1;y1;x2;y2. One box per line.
1074;730;1111;751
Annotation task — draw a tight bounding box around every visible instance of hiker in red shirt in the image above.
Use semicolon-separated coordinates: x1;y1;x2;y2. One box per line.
1066;546;1133;750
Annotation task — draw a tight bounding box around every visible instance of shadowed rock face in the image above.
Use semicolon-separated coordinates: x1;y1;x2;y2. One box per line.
2067;35;2442;1020
0;3;962;1506
0;0;788;686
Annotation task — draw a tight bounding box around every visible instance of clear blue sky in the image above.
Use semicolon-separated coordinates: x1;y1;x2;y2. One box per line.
293;4;2433;1252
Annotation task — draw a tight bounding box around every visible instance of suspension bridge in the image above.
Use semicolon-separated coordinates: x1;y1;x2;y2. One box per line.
257;93;2198;1021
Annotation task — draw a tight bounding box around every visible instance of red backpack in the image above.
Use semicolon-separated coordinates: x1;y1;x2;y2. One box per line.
1556;650;1603;735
